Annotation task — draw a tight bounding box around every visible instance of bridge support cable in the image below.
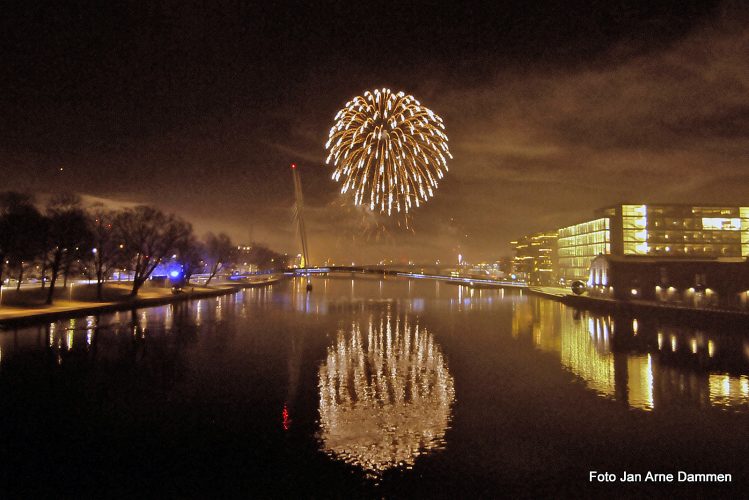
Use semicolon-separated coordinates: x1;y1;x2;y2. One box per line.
291;164;312;291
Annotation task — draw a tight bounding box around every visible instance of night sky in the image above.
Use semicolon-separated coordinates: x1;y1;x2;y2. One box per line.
2;1;747;264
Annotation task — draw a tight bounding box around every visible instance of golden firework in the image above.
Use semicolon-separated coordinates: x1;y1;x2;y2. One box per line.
325;89;452;216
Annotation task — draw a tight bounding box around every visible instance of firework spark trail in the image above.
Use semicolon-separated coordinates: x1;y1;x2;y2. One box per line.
325;89;452;216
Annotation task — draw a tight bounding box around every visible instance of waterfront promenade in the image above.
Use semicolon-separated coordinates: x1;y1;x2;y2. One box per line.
0;274;285;327
429;274;749;321
524;284;749;322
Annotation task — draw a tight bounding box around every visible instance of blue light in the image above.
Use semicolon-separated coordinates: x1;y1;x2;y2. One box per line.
170;270;181;278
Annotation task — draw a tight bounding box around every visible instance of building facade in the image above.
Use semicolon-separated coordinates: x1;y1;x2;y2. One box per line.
555;204;749;282
601;204;749;258
557;217;611;282
510;231;558;285
588;254;749;310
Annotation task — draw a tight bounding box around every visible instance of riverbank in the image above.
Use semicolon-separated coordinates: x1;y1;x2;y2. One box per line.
560;292;749;323
515;284;749;323
0;274;286;328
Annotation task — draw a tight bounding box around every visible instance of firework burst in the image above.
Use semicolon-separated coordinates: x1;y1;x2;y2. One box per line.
325;89;452;216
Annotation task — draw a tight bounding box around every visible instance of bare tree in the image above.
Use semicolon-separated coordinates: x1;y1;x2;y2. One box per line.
115;206;192;297
204;232;234;286
0;192;46;293
176;235;205;286
61;245;86;288
10;211;46;291
246;242;288;271
88;206;125;300
44;194;93;305
0;193;38;296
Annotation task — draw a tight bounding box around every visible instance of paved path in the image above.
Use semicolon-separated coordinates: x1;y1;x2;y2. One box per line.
0;275;285;326
528;286;572;298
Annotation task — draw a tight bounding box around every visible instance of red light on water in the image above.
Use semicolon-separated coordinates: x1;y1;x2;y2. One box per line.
282;404;290;430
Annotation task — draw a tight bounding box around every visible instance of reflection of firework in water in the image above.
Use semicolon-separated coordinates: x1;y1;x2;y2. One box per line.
325;88;452;217
318;311;455;475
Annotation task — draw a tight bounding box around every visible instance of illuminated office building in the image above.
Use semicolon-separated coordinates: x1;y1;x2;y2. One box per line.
510;231;558;285
556;204;749;282
557;218;611;282
602;204;749;257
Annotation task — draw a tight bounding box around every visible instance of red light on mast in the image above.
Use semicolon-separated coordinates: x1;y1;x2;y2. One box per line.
291;163;296;169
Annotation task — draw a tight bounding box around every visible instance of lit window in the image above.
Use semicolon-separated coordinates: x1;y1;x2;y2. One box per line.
702;218;740;230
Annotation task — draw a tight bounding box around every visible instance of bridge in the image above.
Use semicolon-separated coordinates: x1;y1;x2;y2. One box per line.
287;265;528;289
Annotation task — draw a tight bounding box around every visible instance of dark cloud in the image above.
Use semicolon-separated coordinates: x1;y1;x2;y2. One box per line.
2;2;746;264
419;13;749;259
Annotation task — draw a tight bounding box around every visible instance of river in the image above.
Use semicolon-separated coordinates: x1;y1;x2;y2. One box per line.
1;276;747;496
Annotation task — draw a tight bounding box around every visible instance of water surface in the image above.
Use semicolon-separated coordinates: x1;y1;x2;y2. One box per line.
1;277;747;496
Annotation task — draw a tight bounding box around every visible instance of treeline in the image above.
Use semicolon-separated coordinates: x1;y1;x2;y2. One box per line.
0;192;288;304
